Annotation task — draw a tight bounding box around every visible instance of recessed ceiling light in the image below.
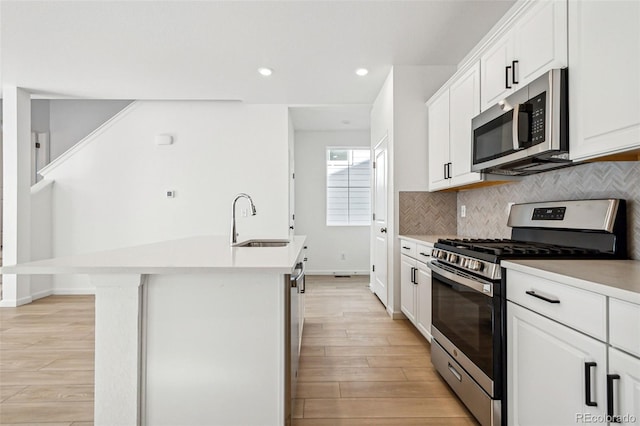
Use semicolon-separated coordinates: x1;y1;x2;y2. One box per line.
258;67;273;76
355;68;369;77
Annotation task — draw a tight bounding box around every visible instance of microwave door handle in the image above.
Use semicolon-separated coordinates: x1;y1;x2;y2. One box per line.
512;103;522;151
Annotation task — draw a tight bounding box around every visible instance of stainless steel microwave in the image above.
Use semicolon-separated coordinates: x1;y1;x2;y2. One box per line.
471;68;569;176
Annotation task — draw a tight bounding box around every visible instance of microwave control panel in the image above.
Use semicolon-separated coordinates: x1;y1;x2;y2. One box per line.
529;92;546;144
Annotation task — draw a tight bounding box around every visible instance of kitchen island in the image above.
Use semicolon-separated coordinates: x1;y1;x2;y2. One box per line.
1;235;307;426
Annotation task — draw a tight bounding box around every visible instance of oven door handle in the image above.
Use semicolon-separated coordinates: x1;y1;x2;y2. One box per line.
427;261;493;297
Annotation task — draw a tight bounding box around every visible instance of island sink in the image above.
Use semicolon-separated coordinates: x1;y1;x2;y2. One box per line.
233;239;290;247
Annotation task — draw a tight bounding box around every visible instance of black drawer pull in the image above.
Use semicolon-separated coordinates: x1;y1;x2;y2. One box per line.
402;246;411;250
585;362;598;407
526;290;560;304
512;60;519;84
607;374;621;422
419;252;429;257
505;65;512;89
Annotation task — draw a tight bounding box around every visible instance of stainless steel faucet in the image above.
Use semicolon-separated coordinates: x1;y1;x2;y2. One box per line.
230;193;257;245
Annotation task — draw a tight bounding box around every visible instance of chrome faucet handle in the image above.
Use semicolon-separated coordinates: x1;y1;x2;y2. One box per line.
230;193;257;245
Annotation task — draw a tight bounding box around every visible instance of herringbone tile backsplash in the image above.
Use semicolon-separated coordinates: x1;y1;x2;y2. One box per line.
399;192;457;235
457;161;640;260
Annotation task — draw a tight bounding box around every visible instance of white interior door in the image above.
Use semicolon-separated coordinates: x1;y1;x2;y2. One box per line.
372;136;388;307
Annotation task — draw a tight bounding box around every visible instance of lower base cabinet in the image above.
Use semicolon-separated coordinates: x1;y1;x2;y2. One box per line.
608;347;640;424
507;301;607;425
399;244;432;342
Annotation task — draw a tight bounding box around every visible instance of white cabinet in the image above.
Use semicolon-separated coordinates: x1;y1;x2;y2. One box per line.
399;239;433;342
428;63;483;191
506;265;640;425
427;90;451;191
415;261;432;340
608;348;640;424
480;0;567;111
400;254;417;324
507;301;607;425
568;0;640;161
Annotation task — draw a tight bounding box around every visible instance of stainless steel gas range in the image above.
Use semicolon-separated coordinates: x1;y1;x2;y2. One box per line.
427;199;628;426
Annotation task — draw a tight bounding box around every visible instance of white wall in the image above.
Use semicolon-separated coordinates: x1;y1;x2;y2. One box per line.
42;101;290;293
369;66;456;315
30;179;53;299
49;100;132;160
295;130;370;275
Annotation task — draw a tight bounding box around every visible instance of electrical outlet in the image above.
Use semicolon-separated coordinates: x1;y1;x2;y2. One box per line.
166;190;175;198
507;202;515;214
461;205;466;218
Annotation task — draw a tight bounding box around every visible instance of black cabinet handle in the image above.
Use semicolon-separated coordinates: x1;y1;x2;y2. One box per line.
411;267;417;284
505;65;512;89
419;252;429;257
443;163;448;179
512;60;519;84
448;162;452;179
585;362;598;407
526;290;560;304
607;374;621;422
402;246;411;250
380;227;387;233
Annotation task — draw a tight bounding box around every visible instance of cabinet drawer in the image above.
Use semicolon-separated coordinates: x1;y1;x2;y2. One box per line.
399;240;417;258
610;298;640;358
416;244;432;263
507;269;607;341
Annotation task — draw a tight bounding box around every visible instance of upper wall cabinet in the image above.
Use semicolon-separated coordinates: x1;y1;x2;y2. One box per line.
480;0;568;111
428;63;483;191
568;0;640;161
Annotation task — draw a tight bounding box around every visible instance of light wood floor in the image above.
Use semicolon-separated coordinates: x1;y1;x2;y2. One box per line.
0;276;476;425
294;275;477;425
0;295;95;425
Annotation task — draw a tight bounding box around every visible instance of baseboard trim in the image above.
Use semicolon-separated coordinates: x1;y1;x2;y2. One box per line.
0;294;34;307
53;288;96;295
386;307;407;320
32;289;54;301
305;270;370;276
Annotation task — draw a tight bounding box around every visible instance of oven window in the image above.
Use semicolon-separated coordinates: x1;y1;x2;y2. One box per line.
432;271;495;380
473;110;515;165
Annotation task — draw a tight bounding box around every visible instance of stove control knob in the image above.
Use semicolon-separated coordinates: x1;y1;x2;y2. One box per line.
469;260;480;271
447;253;458;263
460;258;469;268
438;251;447;260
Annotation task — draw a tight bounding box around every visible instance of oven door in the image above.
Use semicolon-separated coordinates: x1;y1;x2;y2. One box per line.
429;260;502;398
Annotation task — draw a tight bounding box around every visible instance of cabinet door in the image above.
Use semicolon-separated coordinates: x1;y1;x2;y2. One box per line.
480;33;514;111
449;62;483;188
415;261;432;342
569;0;640;161
508;302;607;425
609;348;640;423
400;255;416;324
427;90;450;191
513;0;567;87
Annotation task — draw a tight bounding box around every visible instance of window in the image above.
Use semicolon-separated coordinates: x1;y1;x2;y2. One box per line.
326;148;371;226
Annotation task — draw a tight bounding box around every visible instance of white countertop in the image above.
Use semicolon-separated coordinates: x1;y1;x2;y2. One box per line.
1;235;307;275
399;234;461;245
502;259;640;304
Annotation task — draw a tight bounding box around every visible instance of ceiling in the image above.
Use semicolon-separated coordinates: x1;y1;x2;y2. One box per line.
1;0;514;129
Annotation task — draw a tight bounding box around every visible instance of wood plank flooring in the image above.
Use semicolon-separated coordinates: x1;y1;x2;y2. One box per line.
294;275;477;425
0;276;476;425
0;295;95;425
